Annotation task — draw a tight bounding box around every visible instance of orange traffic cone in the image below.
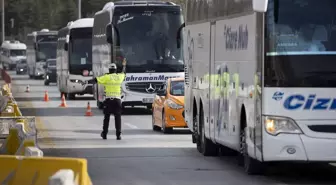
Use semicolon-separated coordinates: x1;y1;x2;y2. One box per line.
85;102;93;116
59;94;67;107
25;85;30;93
44;91;49;102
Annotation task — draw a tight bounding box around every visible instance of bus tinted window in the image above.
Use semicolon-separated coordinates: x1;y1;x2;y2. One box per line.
264;0;336;87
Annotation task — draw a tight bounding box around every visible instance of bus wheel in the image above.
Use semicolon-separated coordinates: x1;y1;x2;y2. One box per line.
68;93;76;100
198;108;218;156
239;126;264;175
97;101;104;110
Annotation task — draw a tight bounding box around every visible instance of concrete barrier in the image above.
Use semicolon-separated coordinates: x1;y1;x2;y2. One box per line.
0;155;92;185
49;169;76;185
25;146;43;157
0;117;38;155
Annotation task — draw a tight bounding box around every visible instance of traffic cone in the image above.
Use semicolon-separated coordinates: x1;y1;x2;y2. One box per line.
59;94;67;107
44;91;49;102
25;85;30;92
85;102;93;116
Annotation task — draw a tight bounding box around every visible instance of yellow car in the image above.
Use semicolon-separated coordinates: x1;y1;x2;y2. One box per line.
152;77;187;133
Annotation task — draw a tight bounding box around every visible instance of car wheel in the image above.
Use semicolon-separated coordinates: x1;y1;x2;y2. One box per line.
152;109;161;131
44;80;49;86
162;111;173;134
97;100;104;110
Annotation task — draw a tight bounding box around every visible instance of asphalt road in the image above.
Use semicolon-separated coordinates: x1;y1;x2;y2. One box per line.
8;71;336;185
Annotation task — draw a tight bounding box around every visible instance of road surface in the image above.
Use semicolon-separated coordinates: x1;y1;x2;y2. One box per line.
8;71;336;185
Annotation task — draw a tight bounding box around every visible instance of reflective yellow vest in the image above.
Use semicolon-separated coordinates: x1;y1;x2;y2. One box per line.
97;73;125;98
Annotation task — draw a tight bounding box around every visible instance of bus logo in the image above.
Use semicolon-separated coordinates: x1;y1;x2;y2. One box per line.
272;91;284;101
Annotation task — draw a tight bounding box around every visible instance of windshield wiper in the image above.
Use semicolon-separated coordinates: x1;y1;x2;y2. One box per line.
304;71;336;79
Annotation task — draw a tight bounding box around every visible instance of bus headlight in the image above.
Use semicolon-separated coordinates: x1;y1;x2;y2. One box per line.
167;99;183;109
264;116;302;136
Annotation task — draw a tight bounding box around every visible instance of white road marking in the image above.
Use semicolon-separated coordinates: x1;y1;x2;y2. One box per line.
124;122;138;129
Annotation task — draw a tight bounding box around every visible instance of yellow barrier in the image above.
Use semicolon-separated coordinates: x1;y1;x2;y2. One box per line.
0;117;38;155
0;155;92;185
0;80;93;184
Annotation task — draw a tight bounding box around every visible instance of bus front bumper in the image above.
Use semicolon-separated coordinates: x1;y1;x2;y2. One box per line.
263;133;336;162
67;80;93;94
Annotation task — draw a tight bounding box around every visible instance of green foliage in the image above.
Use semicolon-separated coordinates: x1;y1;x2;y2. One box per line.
3;0;186;40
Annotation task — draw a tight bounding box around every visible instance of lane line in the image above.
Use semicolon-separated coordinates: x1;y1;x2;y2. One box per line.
124;122;138;129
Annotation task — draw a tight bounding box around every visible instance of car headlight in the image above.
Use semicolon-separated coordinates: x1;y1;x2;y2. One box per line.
166;99;183;109
5;106;13;113
264;116;302;136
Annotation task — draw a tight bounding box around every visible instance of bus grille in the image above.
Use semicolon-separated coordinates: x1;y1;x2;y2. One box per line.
308;125;336;133
125;82;165;94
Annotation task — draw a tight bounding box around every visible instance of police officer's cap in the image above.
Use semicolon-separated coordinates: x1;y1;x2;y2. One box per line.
108;63;117;69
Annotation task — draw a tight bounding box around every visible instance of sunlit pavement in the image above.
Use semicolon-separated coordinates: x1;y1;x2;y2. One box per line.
9;71;336;185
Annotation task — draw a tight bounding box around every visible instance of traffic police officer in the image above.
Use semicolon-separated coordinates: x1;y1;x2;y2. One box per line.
88;60;126;140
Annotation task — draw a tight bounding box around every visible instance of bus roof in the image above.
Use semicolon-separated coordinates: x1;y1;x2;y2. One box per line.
96;0;177;15
28;29;58;37
1;41;27;50
69;18;94;29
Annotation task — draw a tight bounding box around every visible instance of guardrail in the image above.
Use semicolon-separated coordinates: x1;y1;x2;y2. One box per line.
0;69;92;184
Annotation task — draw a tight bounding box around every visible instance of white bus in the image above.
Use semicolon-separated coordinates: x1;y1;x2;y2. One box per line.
56;18;94;100
184;0;336;174
0;40;27;70
27;29;58;79
92;1;185;109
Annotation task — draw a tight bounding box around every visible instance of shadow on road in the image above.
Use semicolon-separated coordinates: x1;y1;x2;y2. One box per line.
42;147;336;185
20;106;152;116
38;129;191;135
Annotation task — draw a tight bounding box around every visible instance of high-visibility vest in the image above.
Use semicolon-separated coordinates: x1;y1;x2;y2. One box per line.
96;73;125;98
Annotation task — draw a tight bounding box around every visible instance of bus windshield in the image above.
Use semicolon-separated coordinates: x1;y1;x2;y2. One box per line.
69;28;92;75
112;6;184;73
37;42;57;61
10;49;26;56
265;0;336;87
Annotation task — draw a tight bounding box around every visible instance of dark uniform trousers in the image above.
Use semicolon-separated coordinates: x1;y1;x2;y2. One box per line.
103;98;122;136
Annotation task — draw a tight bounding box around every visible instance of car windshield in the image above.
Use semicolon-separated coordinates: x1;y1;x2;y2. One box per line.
112;6;184;73
19;60;26;64
170;80;184;96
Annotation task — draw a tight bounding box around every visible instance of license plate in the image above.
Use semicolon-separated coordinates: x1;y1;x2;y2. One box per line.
142;98;154;103
0;122;9;138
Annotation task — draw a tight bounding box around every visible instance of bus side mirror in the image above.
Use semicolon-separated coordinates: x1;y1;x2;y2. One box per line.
64;43;68;51
177;23;185;49
253;0;268;12
106;23;113;44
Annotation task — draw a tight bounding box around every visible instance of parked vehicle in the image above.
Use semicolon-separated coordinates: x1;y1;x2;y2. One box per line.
1;40;26;70
16;59;27;75
44;59;57;85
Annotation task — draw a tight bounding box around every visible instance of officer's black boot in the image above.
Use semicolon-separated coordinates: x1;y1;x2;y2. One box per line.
101;131;107;140
116;131;121;140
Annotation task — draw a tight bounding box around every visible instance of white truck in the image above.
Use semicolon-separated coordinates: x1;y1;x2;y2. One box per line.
184;0;336;174
92;1;185;109
26;29;58;79
0;40;27;70
56;18;94;100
